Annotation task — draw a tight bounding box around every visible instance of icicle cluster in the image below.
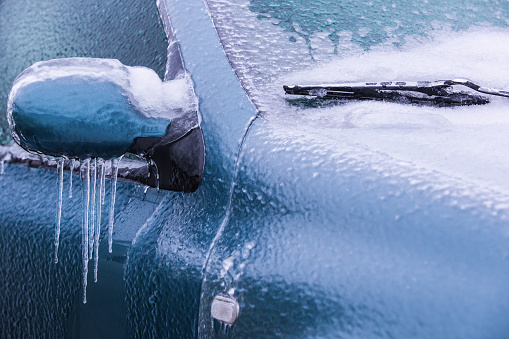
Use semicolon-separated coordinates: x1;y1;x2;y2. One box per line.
53;157;121;304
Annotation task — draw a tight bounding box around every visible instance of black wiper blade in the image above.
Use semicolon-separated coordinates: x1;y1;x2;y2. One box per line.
283;79;509;106
284;80;451;97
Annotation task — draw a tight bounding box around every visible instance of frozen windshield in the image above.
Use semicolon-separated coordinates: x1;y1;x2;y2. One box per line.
205;0;509;195
205;0;509;112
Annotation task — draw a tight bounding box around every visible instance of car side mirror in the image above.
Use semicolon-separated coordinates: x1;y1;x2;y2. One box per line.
7;58;204;192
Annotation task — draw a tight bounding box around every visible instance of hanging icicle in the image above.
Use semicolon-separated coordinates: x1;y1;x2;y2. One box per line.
153;159;160;192
81;159;91;304
94;159;104;282
89;159;97;259
69;159;76;198
101;161;106;205
54;158;64;264
108;158;119;253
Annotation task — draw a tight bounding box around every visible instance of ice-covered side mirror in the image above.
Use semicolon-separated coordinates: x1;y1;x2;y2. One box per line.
7;58;204;192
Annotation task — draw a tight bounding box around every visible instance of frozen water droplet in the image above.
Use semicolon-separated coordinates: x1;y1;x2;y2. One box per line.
108;158;120;253
54;158;64;264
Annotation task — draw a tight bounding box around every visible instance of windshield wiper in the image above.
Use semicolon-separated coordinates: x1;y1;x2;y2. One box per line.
283;79;509;107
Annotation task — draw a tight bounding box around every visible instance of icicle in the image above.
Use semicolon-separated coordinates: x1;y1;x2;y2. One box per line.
81;159;90;304
69;159;76;198
153;160;160;192
101;161;106;205
108;158;119;253
89;159;97;259
0;159;4;175
148;159;160;191
94;159;104;282
54;158;64;264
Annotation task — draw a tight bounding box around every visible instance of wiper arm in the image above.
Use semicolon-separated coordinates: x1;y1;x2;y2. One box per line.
283;79;509;106
443;79;509;98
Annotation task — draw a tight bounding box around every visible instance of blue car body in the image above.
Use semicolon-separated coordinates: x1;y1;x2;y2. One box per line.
1;0;509;338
